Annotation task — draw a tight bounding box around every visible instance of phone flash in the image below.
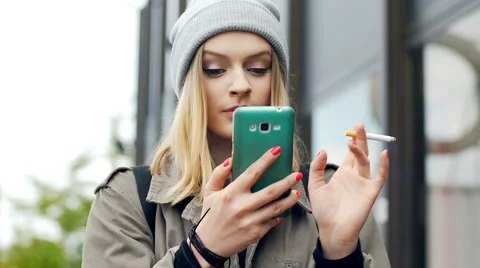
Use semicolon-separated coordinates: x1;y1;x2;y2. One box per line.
249;124;256;131
273;124;281;130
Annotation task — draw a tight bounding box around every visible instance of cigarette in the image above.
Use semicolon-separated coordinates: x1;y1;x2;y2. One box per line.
345;131;397;143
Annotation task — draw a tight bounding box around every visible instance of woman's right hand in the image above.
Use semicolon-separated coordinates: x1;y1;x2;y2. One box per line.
192;146;302;263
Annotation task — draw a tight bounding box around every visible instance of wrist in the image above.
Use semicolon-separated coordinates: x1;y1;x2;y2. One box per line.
187;238;213;268
318;235;358;260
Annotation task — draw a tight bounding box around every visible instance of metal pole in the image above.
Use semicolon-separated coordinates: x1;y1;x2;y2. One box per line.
386;0;426;267
135;2;151;165
289;0;311;160
145;0;167;154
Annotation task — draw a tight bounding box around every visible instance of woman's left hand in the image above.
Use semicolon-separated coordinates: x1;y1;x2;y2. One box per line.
308;123;389;259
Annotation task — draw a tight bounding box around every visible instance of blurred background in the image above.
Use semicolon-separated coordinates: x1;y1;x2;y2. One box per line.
1;0;479;267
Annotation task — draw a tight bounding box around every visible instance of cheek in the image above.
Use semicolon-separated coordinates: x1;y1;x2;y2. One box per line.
204;81;214;101
204;80;219;107
253;78;272;105
205;91;218;122
204;81;228;133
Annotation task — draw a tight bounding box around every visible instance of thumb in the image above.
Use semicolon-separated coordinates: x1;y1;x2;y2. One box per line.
309;150;328;190
204;157;232;197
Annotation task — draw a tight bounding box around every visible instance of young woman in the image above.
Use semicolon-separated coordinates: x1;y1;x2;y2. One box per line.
82;0;391;267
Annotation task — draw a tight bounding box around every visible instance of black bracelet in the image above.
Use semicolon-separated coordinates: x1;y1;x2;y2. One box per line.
188;208;230;268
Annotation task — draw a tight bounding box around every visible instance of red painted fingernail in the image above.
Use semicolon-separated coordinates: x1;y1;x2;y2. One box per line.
295;190;301;198
222;158;231;167
277;218;284;223
295;172;303;182
271;146;281;156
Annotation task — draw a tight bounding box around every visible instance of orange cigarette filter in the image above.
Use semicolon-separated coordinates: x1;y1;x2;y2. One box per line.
345;130;356;137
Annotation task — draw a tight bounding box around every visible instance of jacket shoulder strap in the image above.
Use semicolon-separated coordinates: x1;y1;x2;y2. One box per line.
132;165;156;242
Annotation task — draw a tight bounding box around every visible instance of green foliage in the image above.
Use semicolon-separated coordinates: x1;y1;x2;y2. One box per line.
0;153;95;268
1;123;133;268
2;238;70;268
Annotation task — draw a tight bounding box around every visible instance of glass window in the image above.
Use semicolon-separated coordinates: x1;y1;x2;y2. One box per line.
311;74;389;239
424;8;480;268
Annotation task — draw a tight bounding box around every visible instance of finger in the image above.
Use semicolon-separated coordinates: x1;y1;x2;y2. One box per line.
348;140;370;179
204;157;232;196
251;190;299;223
259;217;284;237
309;149;328;187
373;150;389;191
355;123;369;157
233;146;281;190
342;140;355;167
247;171;302;210
350;136;357;166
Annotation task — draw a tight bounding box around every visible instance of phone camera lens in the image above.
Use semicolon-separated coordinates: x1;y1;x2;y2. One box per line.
260;123;269;131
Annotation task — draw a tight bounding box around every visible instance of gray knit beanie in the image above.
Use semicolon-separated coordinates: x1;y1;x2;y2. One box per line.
169;0;289;98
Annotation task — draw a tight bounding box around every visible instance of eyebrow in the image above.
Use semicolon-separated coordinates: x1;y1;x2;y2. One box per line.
203;49;272;59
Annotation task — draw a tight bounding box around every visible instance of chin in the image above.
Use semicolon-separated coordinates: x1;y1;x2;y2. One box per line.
207;127;233;142
218;122;233;140
220;129;233;141
207;117;233;141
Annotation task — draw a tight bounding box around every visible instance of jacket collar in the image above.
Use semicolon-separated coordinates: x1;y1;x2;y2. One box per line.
146;168;312;224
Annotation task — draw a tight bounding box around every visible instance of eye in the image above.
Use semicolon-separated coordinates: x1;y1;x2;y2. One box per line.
248;68;270;75
203;68;225;77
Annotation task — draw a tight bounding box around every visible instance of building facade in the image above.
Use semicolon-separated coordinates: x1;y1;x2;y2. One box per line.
135;1;480;267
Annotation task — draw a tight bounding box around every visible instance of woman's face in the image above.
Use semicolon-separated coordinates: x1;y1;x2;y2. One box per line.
202;31;272;140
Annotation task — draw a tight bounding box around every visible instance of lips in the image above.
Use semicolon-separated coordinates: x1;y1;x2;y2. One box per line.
224;105;247;112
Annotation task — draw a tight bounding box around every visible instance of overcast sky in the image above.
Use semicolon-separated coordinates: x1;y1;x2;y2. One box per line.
0;0;146;247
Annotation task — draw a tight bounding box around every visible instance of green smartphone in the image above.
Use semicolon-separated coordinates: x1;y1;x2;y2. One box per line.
232;106;295;218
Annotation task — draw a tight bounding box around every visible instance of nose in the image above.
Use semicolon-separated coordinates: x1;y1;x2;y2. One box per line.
229;69;252;96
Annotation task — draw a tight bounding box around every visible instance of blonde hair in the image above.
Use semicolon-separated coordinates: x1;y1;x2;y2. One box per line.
151;45;305;205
